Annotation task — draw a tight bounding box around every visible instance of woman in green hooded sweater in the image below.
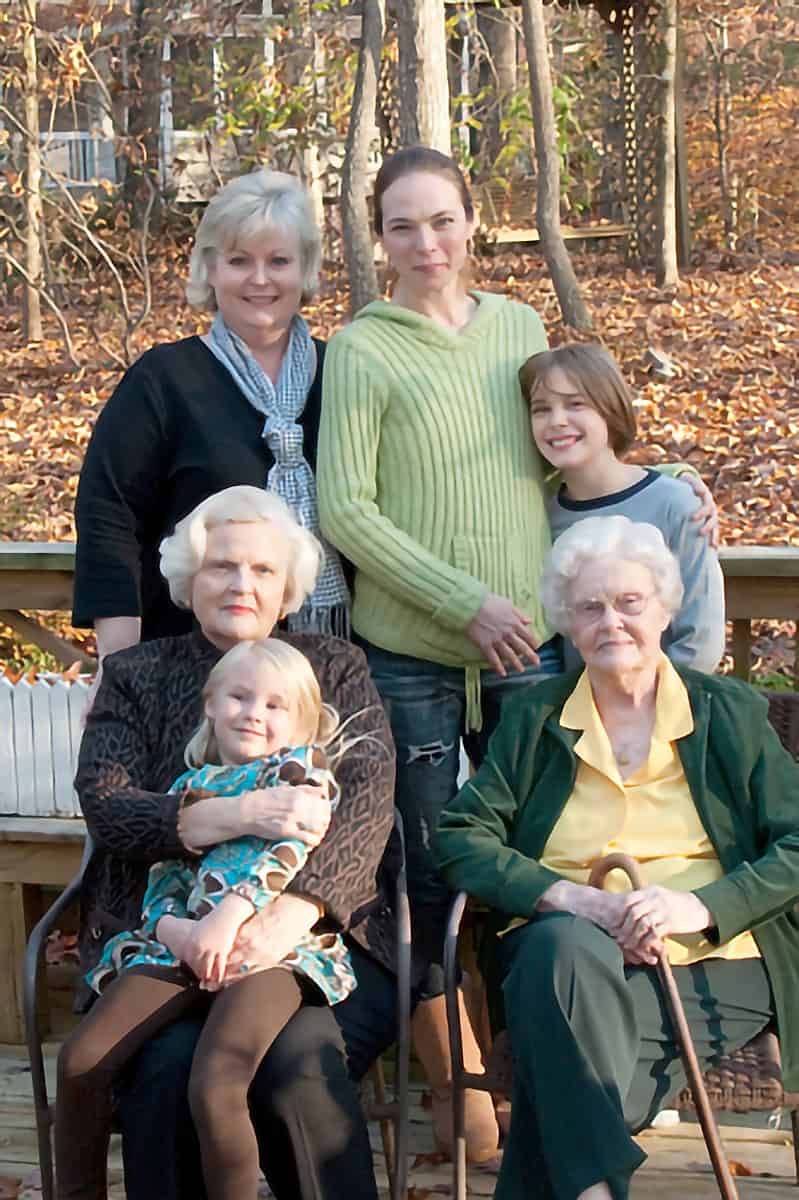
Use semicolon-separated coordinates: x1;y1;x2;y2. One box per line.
317;146;714;1162
318;145;564;1161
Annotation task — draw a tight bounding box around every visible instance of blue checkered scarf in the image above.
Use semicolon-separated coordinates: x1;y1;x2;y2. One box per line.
207;312;350;634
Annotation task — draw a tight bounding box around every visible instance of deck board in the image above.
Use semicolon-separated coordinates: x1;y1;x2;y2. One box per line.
3;964;791;1200
0;1032;795;1197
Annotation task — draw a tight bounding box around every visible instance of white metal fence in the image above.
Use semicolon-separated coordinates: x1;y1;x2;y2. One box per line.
0;677;89;817
39;131;117;188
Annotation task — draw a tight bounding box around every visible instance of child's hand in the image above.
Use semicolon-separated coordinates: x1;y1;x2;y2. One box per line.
183;895;254;987
155;915;195;961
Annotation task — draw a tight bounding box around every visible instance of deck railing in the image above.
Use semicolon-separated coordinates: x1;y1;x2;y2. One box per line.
0;542;797;686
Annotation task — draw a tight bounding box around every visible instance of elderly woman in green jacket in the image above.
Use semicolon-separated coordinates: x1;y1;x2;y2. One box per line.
436;514;799;1200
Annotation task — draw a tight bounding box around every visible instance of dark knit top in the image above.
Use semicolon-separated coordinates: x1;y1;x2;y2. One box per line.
75;630;399;1008
73;335;333;642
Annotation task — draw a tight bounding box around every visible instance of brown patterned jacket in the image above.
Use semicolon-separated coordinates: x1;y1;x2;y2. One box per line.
75;631;398;1007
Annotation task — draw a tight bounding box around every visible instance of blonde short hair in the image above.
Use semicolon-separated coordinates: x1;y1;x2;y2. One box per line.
541;516;683;634
185;638;339;768
159;486;322;618
185;169;322;309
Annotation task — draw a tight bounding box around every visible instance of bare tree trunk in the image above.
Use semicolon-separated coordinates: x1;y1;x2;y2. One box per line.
21;0;43;342
397;0;450;152
342;0;385;315
123;0;164;231
657;0;679;288
292;0;326;237
476;5;518;171
706;14;737;253
520;0;591;330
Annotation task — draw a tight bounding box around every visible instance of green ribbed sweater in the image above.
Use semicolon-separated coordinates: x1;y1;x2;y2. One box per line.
317;292;551;669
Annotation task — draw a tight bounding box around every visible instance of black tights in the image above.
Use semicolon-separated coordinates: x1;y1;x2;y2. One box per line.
55;965;304;1200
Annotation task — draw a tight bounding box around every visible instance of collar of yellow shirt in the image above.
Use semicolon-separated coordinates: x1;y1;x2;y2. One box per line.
559;653;694;786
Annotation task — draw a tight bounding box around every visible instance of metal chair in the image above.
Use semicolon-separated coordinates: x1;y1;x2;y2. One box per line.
443;688;799;1200
24;813;412;1200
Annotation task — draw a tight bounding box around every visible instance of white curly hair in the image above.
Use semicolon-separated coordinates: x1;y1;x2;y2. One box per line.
541;516;683;634
159;486;322;618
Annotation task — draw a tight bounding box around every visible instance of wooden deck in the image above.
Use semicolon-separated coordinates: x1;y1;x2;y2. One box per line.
1;968;796;1200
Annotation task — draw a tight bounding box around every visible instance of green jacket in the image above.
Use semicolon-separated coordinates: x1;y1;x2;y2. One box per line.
435;666;799;1089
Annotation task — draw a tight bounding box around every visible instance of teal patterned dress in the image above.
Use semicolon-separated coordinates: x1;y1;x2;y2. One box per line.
86;744;356;1005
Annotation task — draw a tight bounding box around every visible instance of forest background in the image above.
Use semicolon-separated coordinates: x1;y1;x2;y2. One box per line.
0;0;797;681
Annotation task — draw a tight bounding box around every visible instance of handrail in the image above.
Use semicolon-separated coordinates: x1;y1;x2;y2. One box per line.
2;541;797;573
0;542;797;684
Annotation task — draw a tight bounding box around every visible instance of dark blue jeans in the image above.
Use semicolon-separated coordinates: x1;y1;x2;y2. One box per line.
114;943;404;1200
362;638;563;997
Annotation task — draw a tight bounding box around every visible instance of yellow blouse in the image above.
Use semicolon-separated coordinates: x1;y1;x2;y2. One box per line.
539;655;759;965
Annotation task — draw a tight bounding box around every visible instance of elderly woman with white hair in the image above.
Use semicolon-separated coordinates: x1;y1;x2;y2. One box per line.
74;485;397;1200
73;168;350;701
436;515;799;1200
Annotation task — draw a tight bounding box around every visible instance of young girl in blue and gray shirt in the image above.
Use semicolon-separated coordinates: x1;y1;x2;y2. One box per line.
521;343;725;673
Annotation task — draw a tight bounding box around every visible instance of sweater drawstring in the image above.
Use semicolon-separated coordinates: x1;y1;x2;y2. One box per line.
465;665;483;733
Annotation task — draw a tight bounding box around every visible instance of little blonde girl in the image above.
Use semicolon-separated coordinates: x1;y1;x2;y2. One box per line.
520;343;725;673
56;638;354;1200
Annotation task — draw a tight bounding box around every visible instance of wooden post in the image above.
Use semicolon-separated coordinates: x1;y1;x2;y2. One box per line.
731;619;752;683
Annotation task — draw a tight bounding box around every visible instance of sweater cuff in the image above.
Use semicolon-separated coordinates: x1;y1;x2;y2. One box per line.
285;873;347;930
692;876;753;944
658;461;699;480
432;579;489;632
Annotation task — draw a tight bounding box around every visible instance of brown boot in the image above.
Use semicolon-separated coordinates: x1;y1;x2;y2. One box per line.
412;993;500;1163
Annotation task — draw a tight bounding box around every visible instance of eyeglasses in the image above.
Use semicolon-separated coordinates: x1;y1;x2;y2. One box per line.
570;593;653;623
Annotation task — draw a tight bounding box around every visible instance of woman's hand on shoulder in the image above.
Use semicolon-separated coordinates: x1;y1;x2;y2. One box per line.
465;592;541;676
679;473;720;548
240;784;332;846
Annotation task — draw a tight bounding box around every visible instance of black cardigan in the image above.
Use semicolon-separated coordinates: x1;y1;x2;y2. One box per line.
73;335;332;642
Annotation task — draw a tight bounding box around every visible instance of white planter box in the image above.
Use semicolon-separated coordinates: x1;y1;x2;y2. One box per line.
0;676;90;817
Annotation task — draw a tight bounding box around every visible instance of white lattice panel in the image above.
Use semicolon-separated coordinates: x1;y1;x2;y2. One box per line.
0;677;90;817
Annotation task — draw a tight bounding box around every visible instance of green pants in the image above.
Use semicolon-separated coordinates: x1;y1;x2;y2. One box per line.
496;913;773;1200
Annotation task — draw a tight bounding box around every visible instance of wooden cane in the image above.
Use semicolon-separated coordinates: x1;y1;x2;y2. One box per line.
588;851;740;1200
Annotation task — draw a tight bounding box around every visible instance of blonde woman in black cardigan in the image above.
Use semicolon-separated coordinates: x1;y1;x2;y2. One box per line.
74;168;350;704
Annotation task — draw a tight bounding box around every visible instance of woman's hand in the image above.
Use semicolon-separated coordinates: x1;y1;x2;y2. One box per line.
537;878;628;936
680;473;719;547
465;593;540;676
217;893;323;988
241;784;332;845
81;616;142;726
81;664;104;728
615;886;713;965
179;784;332;852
